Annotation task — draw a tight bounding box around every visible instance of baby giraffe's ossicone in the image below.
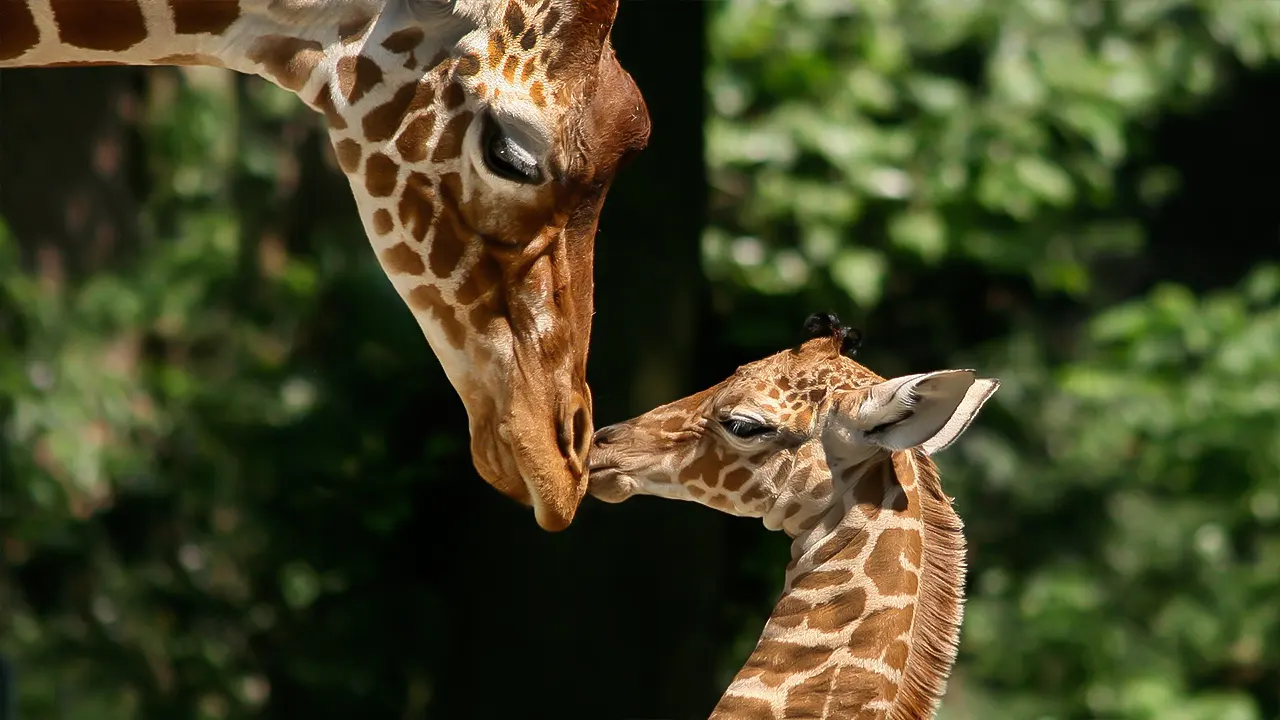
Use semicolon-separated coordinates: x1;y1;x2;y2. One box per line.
588;313;999;720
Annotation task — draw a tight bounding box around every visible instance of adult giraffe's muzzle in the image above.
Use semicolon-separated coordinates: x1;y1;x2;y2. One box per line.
461;218;596;532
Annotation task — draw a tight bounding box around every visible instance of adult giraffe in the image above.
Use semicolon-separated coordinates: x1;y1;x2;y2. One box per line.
589;314;1000;718
0;0;652;531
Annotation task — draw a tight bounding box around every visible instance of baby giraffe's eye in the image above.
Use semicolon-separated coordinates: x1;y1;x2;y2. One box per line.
721;417;775;440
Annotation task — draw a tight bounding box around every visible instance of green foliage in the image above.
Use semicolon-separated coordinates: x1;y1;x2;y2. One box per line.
705;0;1270;303
0;68;459;719
707;1;1280;718
3;2;1280;718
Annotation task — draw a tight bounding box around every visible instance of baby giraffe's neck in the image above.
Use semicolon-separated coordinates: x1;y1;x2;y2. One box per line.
712;450;966;720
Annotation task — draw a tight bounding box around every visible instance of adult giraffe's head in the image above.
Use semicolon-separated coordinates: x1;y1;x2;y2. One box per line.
0;0;649;530
322;0;652;532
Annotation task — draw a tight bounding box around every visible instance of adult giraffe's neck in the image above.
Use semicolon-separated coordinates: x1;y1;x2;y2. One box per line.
0;0;397;80
711;450;966;720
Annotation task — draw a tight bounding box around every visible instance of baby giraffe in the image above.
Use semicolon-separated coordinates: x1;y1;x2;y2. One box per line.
588;314;999;720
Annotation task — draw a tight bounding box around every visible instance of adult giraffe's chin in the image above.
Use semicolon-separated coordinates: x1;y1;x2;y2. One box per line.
0;0;651;531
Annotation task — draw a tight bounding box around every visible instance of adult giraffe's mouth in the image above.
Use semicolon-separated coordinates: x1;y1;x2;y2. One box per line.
463;364;592;532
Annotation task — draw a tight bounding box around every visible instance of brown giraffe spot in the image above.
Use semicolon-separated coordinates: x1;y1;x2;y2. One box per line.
740;483;767;504
455;252;501;305
846;606;914;659
332;139;362;173
313;84;347;130
791;463;813;489
382;27;424;54
892;452;919;490
337;55;383;105
798;515;824;532
372;209;394;235
783;665;840;718
707;494;734;512
794;568;854;591
171;0;241;35
777;376;791;391
407;285;466;349
809;527;869;567
431;111;474;163
739;640;834;688
487;32;507;67
337;15;373;43
883;639;910;671
770;595;813;629
429;210;468;279
864;528;922;597
501;55;521;82
0;1;39;60
810;475;831;501
521;57;537;81
398;173;436;242
721;467;750;492
50;0;146;51
540;7;560;33
363;82;418;143
455;52;481;77
442;82;466;109
711;695;775;720
503;2;526;36
396;113;437;164
805;586;868;633
248;36;324;92
848;464;887;521
35;60;131;67
519;28;538;52
660;416;684;432
154;53;225;67
687;485;706;499
528;81;546;108
835;668;899;709
363;153;399;198
785;666;889;718
783;503;801;520
381;243;426;276
679;444;727;490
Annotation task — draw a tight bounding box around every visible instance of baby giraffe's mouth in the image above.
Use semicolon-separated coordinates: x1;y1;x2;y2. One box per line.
587;424;641;503
585;450;634;503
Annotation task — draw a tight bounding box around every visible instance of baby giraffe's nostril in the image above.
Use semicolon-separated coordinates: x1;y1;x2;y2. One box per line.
593;423;624;446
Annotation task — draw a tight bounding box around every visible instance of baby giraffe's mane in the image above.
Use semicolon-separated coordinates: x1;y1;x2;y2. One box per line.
896;449;966;719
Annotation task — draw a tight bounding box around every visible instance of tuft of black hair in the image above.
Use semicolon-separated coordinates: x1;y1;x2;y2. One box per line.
803;312;863;358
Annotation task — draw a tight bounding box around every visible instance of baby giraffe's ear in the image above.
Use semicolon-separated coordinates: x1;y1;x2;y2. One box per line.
829;370;999;454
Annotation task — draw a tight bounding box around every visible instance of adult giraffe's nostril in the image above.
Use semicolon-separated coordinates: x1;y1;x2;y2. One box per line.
559;395;592;477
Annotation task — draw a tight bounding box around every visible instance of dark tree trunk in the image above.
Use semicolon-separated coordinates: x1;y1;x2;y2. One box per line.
424;3;723;719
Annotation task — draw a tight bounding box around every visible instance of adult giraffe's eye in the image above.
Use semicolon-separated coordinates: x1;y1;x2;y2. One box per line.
481;114;542;185
721;417;775;440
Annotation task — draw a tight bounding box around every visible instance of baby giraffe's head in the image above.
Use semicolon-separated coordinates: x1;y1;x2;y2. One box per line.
588;313;1000;532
